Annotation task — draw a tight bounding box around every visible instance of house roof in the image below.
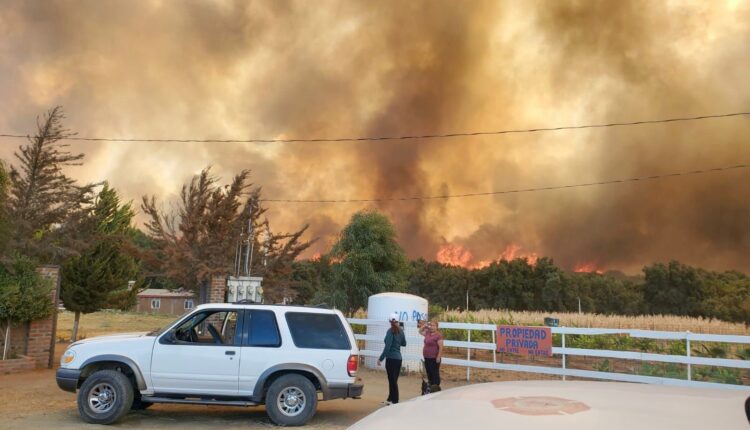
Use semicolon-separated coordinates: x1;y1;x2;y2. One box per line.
137;288;194;298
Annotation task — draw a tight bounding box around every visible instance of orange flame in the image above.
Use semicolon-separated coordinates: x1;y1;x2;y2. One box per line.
436;244;474;267
498;244;539;265
308;252;342;263
437;243;538;269
573;262;603;274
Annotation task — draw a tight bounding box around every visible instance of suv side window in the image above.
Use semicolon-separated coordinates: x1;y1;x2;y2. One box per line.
243;310;281;347
285;312;351;350
171;310;240;346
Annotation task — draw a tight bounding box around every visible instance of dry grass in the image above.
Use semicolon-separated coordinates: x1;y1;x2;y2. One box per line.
353;307;748;334
439;309;750;334
56;310;179;342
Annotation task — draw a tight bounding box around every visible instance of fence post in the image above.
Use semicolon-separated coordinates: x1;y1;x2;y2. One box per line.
686;331;691;381
467;329;471;382
561;330;567;381
492;327;497;365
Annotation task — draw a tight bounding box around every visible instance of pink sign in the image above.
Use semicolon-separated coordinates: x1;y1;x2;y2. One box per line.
496;325;552;357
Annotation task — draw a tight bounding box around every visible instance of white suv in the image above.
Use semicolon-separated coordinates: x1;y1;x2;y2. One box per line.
56;303;363;426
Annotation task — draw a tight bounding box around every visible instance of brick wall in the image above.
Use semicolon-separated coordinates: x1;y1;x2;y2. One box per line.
203;275;227;328
27;316;54;368
208;275;227;304
28;266;60;368
0;355;35;374
6;321;28;358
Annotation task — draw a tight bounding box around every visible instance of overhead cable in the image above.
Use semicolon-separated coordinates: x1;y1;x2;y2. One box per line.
0;111;747;144
260;163;750;203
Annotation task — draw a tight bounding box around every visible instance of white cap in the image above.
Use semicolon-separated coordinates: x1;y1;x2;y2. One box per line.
388;312;399;322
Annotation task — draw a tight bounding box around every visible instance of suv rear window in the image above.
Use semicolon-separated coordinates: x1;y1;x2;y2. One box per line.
285;312;351;350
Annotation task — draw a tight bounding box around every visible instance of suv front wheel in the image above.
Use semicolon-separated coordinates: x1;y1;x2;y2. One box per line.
265;374;318;426
77;369;134;424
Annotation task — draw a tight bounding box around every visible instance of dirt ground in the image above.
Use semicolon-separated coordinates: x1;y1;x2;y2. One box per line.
0;353;467;430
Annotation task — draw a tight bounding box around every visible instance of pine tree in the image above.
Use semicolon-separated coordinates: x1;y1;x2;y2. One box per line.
8;106;94;261
141;167;310;302
60;183;139;341
62;240;139;341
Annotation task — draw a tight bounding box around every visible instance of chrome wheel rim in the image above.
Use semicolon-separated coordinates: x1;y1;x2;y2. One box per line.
277;386;306;417
88;383;117;413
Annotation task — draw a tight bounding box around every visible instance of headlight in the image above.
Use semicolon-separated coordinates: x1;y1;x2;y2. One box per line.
61;349;76;366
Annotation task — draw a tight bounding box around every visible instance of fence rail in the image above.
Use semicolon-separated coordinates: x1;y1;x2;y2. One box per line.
347;318;750;392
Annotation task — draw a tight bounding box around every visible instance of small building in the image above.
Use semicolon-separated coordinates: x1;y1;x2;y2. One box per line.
135;289;195;315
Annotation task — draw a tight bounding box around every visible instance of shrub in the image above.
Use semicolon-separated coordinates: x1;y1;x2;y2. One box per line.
0;256;53;360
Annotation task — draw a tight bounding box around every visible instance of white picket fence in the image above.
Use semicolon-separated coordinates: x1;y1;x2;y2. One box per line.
347;318;750;392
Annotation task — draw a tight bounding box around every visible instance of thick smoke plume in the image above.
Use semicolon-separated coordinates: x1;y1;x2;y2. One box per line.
0;0;748;273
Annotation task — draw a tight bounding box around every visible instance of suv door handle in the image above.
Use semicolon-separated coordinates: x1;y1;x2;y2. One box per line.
225;350;236;356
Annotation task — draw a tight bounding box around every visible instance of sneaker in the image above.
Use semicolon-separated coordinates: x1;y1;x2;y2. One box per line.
380;400;393;406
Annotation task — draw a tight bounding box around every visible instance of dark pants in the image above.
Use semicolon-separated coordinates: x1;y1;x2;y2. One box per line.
385;358;402;403
424;358;441;386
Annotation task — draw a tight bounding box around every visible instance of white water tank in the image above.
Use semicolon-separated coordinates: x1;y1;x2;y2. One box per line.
365;292;428;372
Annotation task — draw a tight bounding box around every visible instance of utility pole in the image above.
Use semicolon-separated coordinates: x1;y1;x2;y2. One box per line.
246;218;254;276
234;225;245;277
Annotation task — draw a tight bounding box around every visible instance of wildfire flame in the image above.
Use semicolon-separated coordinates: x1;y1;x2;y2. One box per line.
573;262;603;274
498;244;539;266
437;244;538;269
308;252;342;263
436;244;474;267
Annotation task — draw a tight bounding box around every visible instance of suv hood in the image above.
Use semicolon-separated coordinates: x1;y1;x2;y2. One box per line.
70;332;152;347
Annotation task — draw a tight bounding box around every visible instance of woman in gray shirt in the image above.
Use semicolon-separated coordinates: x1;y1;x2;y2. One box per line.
377;312;407;404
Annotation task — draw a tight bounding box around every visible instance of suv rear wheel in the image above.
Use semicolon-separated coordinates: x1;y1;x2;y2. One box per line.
265;374;317;426
77;370;134;424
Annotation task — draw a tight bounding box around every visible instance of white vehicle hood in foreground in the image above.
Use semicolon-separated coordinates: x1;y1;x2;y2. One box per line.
348;380;748;430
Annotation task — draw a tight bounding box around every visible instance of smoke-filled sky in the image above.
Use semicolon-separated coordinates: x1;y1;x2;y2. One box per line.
1;0;749;273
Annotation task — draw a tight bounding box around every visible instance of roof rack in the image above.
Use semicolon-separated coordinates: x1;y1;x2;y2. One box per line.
313;303;330;309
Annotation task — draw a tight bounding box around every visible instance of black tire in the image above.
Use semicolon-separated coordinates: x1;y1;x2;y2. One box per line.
77;369;134;424
265;374;318;426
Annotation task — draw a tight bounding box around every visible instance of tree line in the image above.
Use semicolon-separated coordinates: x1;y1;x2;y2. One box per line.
293;216;750;325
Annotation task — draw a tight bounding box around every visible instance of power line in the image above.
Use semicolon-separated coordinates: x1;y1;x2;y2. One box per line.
0;111;747;144
260;163;750;203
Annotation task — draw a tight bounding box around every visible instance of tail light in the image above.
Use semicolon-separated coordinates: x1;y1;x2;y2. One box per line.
347;355;359;376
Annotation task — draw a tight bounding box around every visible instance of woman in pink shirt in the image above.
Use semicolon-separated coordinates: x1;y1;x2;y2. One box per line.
419;318;444;388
